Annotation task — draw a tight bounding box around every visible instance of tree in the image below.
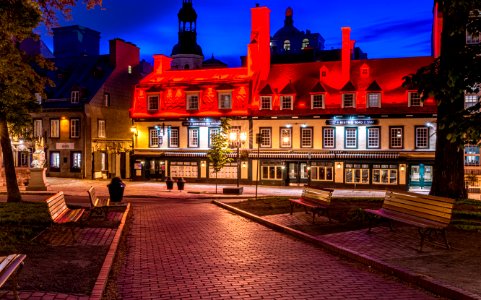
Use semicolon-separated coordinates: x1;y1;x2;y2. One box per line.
404;1;480;199
0;0;101;202
207;119;233;194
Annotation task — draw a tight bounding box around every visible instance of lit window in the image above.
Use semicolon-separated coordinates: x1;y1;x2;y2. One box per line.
218;92;232;109
342;93;355;108
302;38;309;49
465;94;478;109
169;127;179;148
50;152;60;170
367;127;380;149
50;119;59;138
70;119;80;138
301;127;313;148
33;119;42;138
283;40;291;51
465;145;480;166
149;128;159;147
323;127;335;148
98;120;106;138
280;127;292;148
128;65;132;74
261;162;283;180
345;127;357;148
367;93;381;108
260;96;272;110
71;152;82;171
188;128;199;148
345;164;370;184
104;93;110;107
311;94;324;109
259;128;271;148
310;162;333;181
280;96;293;110
415;126;429;149
71;91;80;103
148;95;159;111
187;93;199;110
408;92;422;107
209;128;220;147
389;127;403;149
372;164;398;184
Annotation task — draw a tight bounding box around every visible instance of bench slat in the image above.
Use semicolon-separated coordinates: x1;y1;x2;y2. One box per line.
0;254;26;288
46;192;85;224
386;192;454;209
365;208;447;228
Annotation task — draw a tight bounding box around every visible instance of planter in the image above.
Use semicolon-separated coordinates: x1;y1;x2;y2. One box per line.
108;177;125;202
166;178;175;190
176;178;186;190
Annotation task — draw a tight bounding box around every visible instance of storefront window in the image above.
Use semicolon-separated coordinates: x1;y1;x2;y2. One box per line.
261;162;283;180
345;164;369;184
170;161;198;178
372;164;398;184
310;162;333;181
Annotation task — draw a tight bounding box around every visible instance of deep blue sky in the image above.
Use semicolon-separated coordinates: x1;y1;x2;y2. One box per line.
38;0;434;67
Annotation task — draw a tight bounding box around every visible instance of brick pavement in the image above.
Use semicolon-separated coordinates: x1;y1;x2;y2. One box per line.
115;197;439;299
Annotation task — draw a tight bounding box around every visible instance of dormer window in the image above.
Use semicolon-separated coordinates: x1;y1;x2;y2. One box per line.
71;91;80;103
283;40;291;51
408;91;422;107
260;96;272;110
280;96;293;110
367;93;381;108
147;95;159;111
218;92;232;109
302;38;309;49
311;94;325;109
186;92;199;110
342;93;355;108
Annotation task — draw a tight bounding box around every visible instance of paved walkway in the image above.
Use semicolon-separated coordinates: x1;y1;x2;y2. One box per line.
115;197;438;299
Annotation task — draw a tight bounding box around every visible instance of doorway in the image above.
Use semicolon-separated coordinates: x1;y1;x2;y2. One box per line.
409;164;433;189
287;162;309;186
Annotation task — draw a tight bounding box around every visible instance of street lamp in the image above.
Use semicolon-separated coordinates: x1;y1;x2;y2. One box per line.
230;131;247;188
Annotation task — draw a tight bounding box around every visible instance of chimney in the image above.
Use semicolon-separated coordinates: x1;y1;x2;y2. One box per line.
109;38;140;69
248;5;270;81
153;54;173;75
341;27;351;83
53;25;100;58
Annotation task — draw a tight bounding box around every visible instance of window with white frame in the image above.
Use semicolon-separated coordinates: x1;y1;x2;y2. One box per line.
345;127;357;148
310;162;333;181
372;164;398;184
261;162;283;180
218;92;232;109
367;127;380;149
311;94;324;109
148;95;159;111
70;118;80;138
367;93;381;108
259;128;271;148
187;93;199;110
71;152;82;170
345;164;370;184
465;94;478;109
71;91;80;103
323;127;335;148
169;127;179;148
50;152;60;169
280;96;293;110
33;119;42;138
208;162;237;179
465;145;480;166
104;93;110;107
300;127;313;148
98;120;106;138
408;92;422;107
149;128;159;147
280;127;292;148
415;126;429;149
50;119;59;138
170;161;199;178
284;40;291;51
209;127;220;147
389;127;403;148
342;93;355;108
188;128;199;148
260;96;272;110
302;38;309;49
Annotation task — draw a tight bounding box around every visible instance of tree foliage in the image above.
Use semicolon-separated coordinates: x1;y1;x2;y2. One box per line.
207;119;233;193
404;1;480;198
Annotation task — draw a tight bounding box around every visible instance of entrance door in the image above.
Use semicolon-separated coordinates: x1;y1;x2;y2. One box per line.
288;162;309;186
409;164;433;189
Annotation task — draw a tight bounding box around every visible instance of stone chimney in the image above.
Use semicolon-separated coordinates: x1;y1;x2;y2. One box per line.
248;4;270;80
153;54;173;75
341;27;352;83
109;38;140;70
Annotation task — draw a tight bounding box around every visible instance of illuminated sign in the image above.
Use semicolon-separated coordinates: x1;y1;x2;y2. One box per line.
56;143;75;149
326;119;377;126
182;119;221;127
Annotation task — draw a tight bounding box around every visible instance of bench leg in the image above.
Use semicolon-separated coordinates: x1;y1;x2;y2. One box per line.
290;202;294;215
418;228;432;252
441;229;451;249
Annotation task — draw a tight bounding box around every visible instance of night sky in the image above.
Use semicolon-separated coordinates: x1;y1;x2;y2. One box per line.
37;0;434;67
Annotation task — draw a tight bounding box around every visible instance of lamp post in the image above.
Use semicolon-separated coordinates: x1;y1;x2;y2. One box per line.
255;133;261;200
230;131;247;188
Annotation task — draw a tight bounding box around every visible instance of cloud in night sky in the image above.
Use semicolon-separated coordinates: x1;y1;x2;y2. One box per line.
37;0;435;66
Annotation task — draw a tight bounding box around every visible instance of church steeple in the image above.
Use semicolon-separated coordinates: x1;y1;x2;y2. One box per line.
284;7;294;27
171;0;204;70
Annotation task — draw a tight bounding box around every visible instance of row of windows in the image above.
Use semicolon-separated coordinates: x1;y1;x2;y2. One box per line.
70;91;111;107
49;151;82;172
33;119;106;139
147;91;233;112
148;126;431;150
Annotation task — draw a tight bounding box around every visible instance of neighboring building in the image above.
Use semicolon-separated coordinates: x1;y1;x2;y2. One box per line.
27;25;148;179
130;2;437;190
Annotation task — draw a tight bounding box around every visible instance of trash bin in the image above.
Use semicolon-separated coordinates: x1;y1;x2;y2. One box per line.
177;177;186;190
108;177;125;202
166;177;175;190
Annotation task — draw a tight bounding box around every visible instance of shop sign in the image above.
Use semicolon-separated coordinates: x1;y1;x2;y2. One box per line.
182;118;221;127
326;119;377;126
56;142;74;149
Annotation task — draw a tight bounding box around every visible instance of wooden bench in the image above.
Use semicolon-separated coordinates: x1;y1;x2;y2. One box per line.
289;186;333;223
46;192;85;241
87;186;110;218
0;254;26;300
365;190;455;252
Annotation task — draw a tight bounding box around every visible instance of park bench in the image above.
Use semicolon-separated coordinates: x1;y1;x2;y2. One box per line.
289;186;333;223
87;186;110;218
46;192;85;241
0;254;26;300
365;190;455;252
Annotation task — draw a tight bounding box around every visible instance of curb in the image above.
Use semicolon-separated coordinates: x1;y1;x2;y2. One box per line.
213;200;481;300
89;202;131;300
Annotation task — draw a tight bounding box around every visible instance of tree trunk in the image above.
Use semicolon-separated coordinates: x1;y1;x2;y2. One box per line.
0;117;22;202
215;172;218;194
